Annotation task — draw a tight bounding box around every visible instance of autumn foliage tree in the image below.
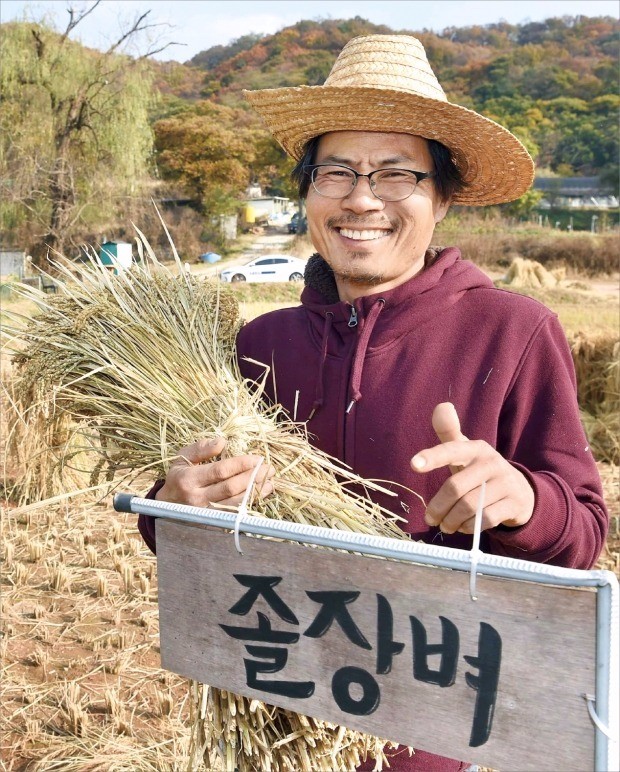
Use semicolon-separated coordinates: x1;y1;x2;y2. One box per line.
188;15;618;189
153;101;296;214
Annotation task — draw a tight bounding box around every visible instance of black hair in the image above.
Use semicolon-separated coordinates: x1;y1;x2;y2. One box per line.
291;134;467;203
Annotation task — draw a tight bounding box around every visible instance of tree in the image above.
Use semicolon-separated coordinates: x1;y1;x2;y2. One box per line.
501;188;544;220
0;2;173;264
153;98;297;214
154;104;255;214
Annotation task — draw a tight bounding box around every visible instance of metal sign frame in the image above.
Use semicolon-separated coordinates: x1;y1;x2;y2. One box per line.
114;493;619;771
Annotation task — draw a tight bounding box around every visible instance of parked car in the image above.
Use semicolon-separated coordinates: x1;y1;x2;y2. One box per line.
219;255;306;283
267;212;292;226
288;212;307;234
288;212;300;233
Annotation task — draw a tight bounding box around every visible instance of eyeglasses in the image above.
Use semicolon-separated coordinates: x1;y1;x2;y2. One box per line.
305;164;434;202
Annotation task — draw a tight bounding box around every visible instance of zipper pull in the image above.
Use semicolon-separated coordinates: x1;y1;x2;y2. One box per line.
348;306;358;328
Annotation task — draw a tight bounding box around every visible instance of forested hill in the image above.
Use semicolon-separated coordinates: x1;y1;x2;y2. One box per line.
2;12;618;258
186;15;617;101
154;14;618;182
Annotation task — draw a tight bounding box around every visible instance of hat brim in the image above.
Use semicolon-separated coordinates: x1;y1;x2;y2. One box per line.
244;85;534;206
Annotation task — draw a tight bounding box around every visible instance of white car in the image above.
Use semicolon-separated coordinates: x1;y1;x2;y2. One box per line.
219;255;306;283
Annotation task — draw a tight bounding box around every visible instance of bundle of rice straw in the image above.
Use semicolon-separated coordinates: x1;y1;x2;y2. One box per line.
501;256;560;289
2;231;413;770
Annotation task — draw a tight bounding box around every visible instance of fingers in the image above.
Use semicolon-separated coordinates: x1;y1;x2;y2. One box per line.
157;459;275;508
157;438;276;509
426;495;523;535
428;402;468;474
424;475;503;534
170;437;227;467
412;403;534;535
196;463;275;508
431;402;467;444
412;439;486;474
422;462;534;534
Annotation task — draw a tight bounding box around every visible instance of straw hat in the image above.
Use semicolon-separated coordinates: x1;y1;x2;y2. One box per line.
244;35;535;205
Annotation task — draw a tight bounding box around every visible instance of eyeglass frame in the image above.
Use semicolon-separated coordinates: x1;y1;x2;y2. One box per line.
304;163;435;202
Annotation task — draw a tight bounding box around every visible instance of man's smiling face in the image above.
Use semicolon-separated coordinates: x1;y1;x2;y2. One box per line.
306;131;450;303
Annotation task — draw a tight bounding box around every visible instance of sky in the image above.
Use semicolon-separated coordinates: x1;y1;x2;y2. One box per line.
1;0;618;62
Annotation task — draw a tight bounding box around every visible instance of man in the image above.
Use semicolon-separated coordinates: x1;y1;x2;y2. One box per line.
139;35;608;770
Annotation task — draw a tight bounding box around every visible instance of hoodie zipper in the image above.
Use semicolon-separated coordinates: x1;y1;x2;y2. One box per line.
342;303;359;464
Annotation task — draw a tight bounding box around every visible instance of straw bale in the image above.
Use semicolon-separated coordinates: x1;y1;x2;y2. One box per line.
570;335;619;415
1;238;414;770
571;334;619;464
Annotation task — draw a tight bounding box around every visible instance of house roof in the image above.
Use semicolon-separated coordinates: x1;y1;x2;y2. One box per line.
534;177;605;196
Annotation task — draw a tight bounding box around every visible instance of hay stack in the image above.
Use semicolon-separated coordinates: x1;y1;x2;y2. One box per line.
570;334;619;464
502;256;560;289
2;236;412;770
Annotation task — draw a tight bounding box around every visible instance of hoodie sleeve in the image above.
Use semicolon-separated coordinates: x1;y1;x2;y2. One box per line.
487;314;608;568
137;479;165;555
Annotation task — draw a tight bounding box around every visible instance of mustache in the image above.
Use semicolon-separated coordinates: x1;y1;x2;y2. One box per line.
326;215;396;229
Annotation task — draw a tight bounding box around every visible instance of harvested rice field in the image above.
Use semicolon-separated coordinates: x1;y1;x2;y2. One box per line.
1;259;618;771
1;468;618;771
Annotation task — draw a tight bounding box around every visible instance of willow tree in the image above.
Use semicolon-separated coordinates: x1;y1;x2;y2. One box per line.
0;3;170;264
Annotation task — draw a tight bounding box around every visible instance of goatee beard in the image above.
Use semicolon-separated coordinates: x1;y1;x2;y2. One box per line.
334;266;384;287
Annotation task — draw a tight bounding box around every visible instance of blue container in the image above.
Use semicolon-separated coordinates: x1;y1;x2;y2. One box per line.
200;252;222;264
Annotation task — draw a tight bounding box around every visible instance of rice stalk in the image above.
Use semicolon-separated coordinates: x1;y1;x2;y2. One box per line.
2;235;414;769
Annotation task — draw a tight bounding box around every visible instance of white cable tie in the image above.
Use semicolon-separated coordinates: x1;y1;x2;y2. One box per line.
583;693;613;738
234;457;264;555
469;480;486;601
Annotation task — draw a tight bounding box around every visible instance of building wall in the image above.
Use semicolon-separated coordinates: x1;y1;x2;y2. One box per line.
0;251;26;279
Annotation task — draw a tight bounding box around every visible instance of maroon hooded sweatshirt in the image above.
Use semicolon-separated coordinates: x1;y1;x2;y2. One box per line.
138;247;608;771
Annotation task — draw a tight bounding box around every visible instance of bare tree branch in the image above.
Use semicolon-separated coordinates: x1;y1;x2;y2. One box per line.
103;10;179;60
136;40;180;61
105;10;151;55
62;1;101;42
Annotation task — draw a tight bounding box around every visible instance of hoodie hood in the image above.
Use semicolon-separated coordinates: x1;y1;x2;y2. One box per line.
301;246;494;349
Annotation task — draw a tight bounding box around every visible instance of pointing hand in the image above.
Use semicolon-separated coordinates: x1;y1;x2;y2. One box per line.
411;403;534;534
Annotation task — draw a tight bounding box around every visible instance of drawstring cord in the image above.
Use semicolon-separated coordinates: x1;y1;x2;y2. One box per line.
347;298;385;412
308;311;334;420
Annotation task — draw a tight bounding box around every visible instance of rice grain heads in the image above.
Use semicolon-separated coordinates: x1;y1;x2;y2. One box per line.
2;240;413;770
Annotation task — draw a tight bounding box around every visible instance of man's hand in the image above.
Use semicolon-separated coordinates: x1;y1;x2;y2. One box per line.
411;403;535;535
155;437;275;509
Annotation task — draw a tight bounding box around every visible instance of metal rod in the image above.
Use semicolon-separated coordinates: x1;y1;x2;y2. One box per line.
115;493;617;588
595;581;620;771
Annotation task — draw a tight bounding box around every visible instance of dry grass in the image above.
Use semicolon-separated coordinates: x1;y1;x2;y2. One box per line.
1;240;412;771
435;212;620;276
572;336;619;464
0;497;194;771
1;249;408;545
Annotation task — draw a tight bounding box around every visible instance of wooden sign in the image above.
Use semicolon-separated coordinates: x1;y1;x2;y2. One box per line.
156;519;598;771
